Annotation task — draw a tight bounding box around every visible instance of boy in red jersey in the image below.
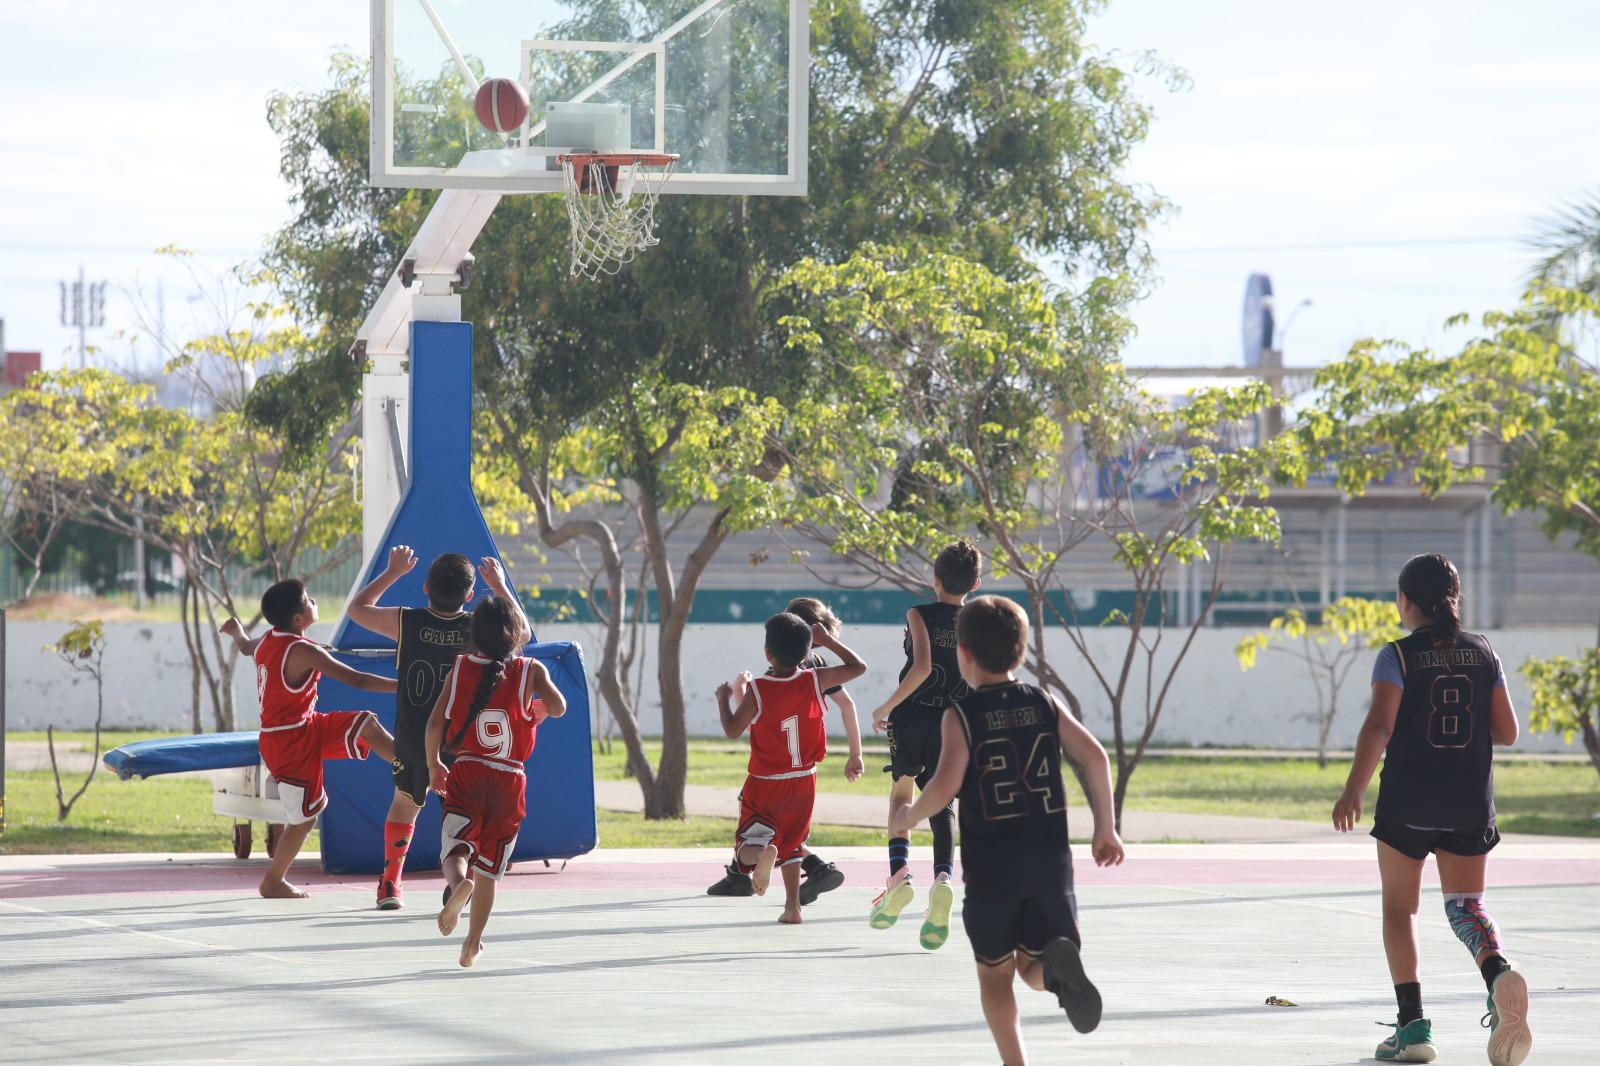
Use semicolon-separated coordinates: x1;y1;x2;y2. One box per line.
220;579;398;899
717;612;867;924
426;596;566;968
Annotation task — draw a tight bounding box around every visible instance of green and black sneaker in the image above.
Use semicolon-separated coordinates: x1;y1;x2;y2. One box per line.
1375;1017;1437;1063
1483;968;1532;1066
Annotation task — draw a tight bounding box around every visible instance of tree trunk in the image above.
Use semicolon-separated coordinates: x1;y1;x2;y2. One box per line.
179;579;204;734
1581;713;1600;782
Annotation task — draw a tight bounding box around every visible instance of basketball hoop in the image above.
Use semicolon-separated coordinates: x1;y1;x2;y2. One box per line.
557;151;679;280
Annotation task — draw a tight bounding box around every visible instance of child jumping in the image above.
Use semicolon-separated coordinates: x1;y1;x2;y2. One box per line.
893;595;1123;1066
427;595;565;968
1334;553;1531;1065
221;580;398;899
717;612;867;923
705;595;864;903
346;546;528;911
868;540;981;948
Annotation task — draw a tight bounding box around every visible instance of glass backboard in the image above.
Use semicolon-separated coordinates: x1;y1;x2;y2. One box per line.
371;0;808;195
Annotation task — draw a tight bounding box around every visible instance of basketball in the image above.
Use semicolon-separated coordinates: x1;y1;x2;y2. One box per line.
474;77;528;133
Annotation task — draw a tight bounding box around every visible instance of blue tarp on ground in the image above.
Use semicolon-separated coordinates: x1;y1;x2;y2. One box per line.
103;732;260;780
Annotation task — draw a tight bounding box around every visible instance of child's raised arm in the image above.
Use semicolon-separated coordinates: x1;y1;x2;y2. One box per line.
810;624;866;691
525;658;566;719
718;676;758;739
219;617;264;658
287;642;398;695
868;609;929;730
346;545;417;641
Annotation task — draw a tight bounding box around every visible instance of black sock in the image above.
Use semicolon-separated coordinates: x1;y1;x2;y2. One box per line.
1479;954;1511;990
929;803;955;879
801;853;824;875
1395;982;1423;1025
888;837;910;876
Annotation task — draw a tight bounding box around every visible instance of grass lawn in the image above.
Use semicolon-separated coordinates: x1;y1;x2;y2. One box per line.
9;729;191;752
0;769;317;856
5;734;1595;853
599;740;1600;837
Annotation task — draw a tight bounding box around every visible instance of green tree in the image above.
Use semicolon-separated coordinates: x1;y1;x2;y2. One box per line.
1235;596;1404;767
1298;287;1600;777
42;621;107;822
1520;644;1600;778
779;246;1289;827
253;2;1170;818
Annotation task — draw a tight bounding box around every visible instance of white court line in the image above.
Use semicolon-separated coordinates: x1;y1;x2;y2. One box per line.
0;897;299;966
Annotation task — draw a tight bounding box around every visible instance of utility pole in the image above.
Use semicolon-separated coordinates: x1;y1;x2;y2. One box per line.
59;266;107;368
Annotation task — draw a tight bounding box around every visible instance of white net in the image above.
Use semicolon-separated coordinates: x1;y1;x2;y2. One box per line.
559;154;678;280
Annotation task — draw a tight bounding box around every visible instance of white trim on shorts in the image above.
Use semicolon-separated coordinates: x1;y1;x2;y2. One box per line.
751;766;817;781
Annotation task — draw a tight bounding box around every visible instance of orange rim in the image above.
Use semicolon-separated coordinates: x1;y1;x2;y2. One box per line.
557;151;679;167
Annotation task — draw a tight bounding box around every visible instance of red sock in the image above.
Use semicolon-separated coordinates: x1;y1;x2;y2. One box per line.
383;821;414;884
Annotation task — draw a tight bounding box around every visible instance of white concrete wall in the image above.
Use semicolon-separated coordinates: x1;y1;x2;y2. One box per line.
1;619;1589;754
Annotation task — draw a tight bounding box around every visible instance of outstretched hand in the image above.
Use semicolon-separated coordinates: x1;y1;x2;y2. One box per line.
386;544;418;577
219;617;245;640
479;556;509;593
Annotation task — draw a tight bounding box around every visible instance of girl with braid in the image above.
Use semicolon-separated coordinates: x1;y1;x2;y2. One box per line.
1334;554;1531;1065
426;595;566;968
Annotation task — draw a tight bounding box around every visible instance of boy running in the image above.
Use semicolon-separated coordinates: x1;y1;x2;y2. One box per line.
1334;554;1532;1066
868;540;981;948
427;595;565;968
894;596;1123;1066
346;547;527;910
718;613;867;924
706;596;863;903
220;580;398;899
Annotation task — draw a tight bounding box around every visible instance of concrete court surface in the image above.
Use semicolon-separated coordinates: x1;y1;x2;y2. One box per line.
1;844;1596;1065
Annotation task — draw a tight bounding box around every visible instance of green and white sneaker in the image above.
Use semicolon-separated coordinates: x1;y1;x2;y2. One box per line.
1375;1018;1437;1063
919;877;954;950
1483;969;1532;1066
869;872;915;929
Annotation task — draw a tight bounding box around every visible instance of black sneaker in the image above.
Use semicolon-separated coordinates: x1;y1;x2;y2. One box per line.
798;860;845;905
706;862;754;897
1041;936;1103;1034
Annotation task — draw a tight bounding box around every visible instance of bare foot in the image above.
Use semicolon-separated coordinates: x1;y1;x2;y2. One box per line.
437;880;474;936
459;938;483;968
779;908;802;924
752;845;779;896
259;877;308;899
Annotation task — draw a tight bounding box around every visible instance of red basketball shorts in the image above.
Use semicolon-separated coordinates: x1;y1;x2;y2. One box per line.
440;758;527;881
735;772;816;868
258;710;376;826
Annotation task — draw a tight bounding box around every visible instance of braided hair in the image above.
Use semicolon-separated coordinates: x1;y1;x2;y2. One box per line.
447;595;521;753
1398;553;1462;648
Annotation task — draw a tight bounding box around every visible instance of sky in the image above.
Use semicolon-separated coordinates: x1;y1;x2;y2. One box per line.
1;0;1598;374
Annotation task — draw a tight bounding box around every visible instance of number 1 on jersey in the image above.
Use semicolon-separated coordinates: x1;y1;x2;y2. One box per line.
779;715;802;767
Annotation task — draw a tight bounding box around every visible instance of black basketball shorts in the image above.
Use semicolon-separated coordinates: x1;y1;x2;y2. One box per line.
1372;817;1501;861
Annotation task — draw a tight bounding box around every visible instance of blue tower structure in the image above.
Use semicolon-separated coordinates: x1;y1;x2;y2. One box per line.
315;321;596;875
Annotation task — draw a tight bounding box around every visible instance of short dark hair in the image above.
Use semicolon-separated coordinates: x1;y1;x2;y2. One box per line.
785;596;840;638
427;553;476;611
934;541;982;596
957;596;1027;675
261;579;309;631
765;612;813;669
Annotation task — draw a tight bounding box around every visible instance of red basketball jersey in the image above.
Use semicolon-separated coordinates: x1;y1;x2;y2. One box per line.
443;654;547;771
254;629;320;730
746;668;828;778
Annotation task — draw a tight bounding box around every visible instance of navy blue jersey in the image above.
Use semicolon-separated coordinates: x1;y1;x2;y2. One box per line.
395;607;472;738
803;650;844;697
895;602;968;714
951;681;1071;896
1375;628;1500;830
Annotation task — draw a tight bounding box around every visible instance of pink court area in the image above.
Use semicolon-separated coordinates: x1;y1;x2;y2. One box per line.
3;842;1598;900
3;844;1597;1065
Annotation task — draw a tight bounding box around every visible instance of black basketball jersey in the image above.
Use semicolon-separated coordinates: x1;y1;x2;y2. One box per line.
952;681;1072;895
395;607;473;737
1375;628;1500;830
895;602;968;714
